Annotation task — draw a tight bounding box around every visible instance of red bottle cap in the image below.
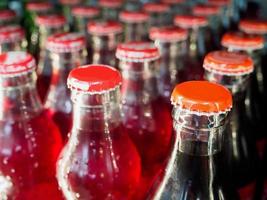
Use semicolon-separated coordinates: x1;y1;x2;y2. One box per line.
143;3;170;13
47;32;86;53
68;65;122;92
36;14;66;27
208;0;230;6
0;9;16;21
87;20;123;36
193;5;220;17
171;81;232;114
203;51;254;76
161;0;185;4
99;0;123;8
26;2;52;12
72;6;100;18
119;11;149;23
60;0;82;5
0;25;24;44
174;15;208;29
149;26;188;42
239;19;267;35
116;42;160;62
0;51;36;76
221;32;264;51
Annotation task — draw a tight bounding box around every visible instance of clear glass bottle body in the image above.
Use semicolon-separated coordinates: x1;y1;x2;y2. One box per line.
0;39;25;54
123;22;148;42
0;71;63;199
57;87;141;200
101;7;121;20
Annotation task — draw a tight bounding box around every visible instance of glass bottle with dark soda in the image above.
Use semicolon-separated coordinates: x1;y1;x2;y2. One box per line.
0;25;25;54
45;32;87;142
119;10;149;42
149;26;188;107
174;15;208;81
221;32;266;160
147;81;238;200
0;9;17;26
87;20;123;66
0;51;63;199
35;14;68;102
116;42;173;198
143;3;171;28
57;64;141;199
99;0;123;21
203;50;259;200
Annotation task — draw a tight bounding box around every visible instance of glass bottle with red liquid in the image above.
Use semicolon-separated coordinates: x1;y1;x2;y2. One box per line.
149;26;188;107
0;25;25;54
221;32;266;160
72;6;100;63
35;14;68;102
147;81;238;200
116;42;173;198
0;51;63;199
57;64;141;199
99;0;123;21
203;51;259;200
143;3;171;28
0;9;17;26
45;32;87;141
87;20;123;66
174;15;208;81
119;10;149;42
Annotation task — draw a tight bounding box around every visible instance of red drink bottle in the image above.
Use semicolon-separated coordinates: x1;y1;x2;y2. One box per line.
0;9;17;26
119;11;149;42
87;20;123;67
143;3;171;28
35;14;68;102
116;42;173;197
203;51;259;200
45;32;87;141
149;26;188;106
0;25;25;54
174;15;208;81
0;51;63;199
57;65;141;199
221;32;266;160
99;0;123;21
147;81;238;200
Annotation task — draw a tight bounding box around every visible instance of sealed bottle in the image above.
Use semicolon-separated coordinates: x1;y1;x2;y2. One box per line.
99;0;123;20
147;81;238;200
204;51;259;200
87;20;123;66
35;14;67;102
116;42;173;197
174;15;208;81
119;10;149;42
57;65;141;200
0;9;17;26
0;51;63;199
45;32;86;141
143;3;171;28
0;25;25;54
221;32;266;159
149;26;188;106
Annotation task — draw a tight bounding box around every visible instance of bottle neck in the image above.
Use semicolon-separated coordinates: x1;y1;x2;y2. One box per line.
74;16;97;35
101;7;120;20
123;22;148;42
148;12;166;27
187;28;206;58
71;87;122;131
0;40;23;54
0;72;42;121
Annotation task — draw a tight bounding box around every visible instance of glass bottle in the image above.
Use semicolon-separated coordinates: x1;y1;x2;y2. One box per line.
174;15;208;81
147;81;238;200
72;6;100;64
221;32;266;160
0;9;17;26
160;0;188;17
57;64;141;200
149;26;188;107
203;50;259;200
143;3;171;28
116;42;173;198
35;14;67;102
87;20;123;66
119;10;149;42
99;0;123;20
0;25;26;54
45;32;87;141
0;51;63;199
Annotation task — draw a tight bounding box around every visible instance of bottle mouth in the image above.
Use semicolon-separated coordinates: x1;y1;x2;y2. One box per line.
174;15;208;29
87;20;123;36
143;3;170;13
193;5;221;17
72;6;100;18
239;19;267;35
36;14;67;28
119;11;149;23
26;2;52;12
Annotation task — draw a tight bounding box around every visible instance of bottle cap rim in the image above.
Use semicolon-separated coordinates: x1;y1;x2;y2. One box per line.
208;0;230;6
72;6;100;17
59;0;82;5
99;0;123;8
119;11;149;23
161;0;185;4
239;19;267;35
26;2;52;11
0;10;16;20
149;26;188;42
193;5;221;16
174;15;208;29
143;3;170;13
0;25;24;43
36;14;66;27
87;20;123;36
